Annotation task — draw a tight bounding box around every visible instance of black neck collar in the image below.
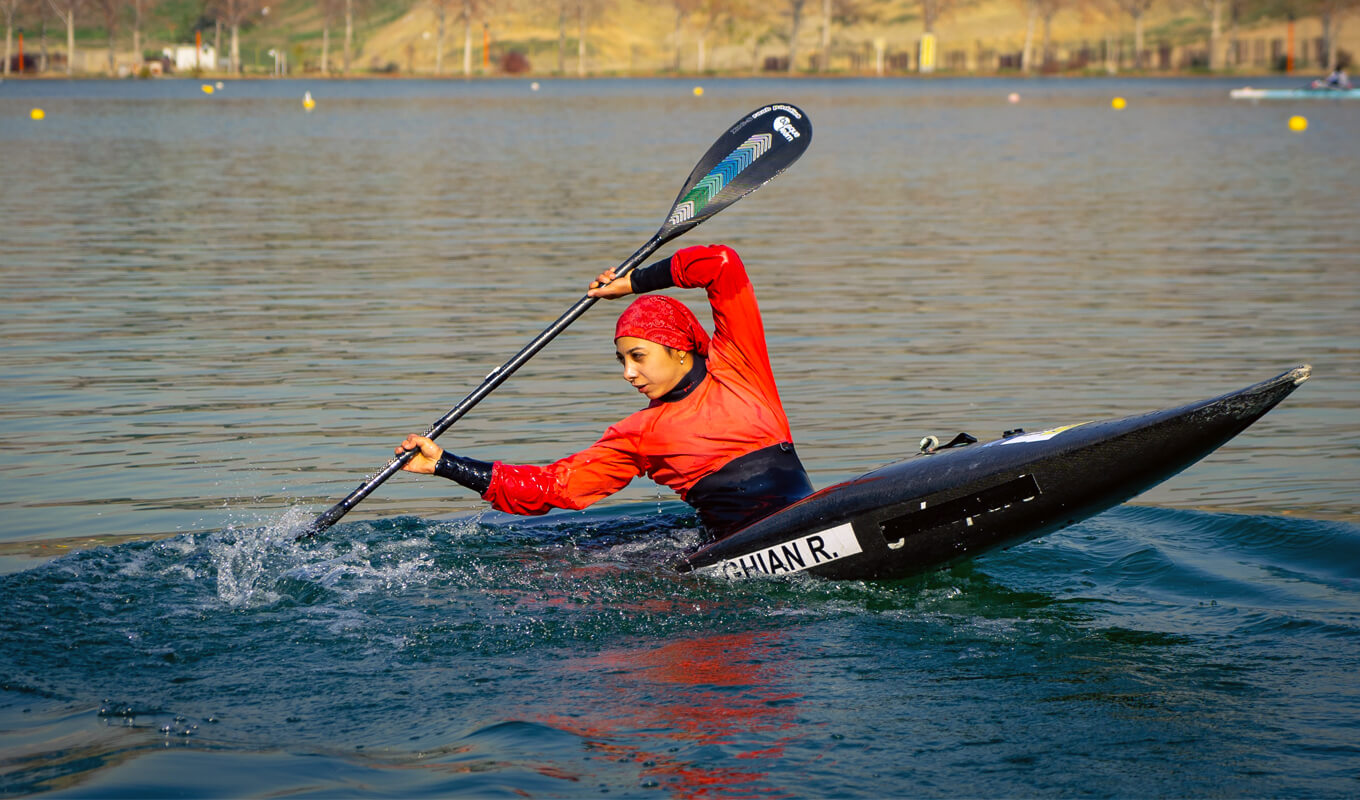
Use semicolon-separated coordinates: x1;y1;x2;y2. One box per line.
656;357;707;404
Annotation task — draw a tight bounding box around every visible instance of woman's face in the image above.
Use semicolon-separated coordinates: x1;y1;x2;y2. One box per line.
615;337;689;400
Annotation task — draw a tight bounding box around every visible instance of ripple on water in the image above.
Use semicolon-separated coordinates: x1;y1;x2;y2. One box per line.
1;502;1359;797
1;79;1358;798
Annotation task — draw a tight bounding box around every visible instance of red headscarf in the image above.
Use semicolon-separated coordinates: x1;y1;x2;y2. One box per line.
614;295;710;358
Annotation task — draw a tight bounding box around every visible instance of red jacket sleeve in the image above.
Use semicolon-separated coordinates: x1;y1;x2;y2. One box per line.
480;423;647;516
669;244;781;408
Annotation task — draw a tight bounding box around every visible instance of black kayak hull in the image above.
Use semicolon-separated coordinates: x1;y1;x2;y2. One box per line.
675;365;1312;581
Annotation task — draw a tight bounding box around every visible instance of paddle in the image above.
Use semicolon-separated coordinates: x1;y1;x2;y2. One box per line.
296;103;813;539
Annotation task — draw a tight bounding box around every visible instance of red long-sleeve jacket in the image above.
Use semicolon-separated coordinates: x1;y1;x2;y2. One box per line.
480;244;794;516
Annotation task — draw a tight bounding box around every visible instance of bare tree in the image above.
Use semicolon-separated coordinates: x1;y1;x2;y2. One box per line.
695;0;756;72
1313;0;1359;69
918;0;956;35
822;0;879;71
460;0;481;75
429;0;449;73
343;0;355;73
784;0;806;72
130;0;158;62
1200;0;1228;68
705;0;772;72
576;0;584;74
550;0;578;74
556;0;565;72
671;0;700;71
1076;0;1124;71
1223;0;1240;65
214;0;262;74
45;0;84;74
557;0;607;76
2;0;22;76
693;0;727;72
319;0;341;72
1036;0;1065;68
819;0;830;71
818;0;878;70
1019;0;1038;70
1219;0;1272;67
1112;0;1154;67
95;0;116;73
38;0;51;69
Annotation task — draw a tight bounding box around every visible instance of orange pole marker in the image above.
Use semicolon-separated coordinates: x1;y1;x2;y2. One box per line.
1286;20;1295;74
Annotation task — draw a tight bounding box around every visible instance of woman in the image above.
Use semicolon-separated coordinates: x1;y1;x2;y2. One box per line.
395;244;813;540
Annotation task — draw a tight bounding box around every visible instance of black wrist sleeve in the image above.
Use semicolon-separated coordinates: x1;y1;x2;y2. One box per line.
629;258;676;294
433;452;493;495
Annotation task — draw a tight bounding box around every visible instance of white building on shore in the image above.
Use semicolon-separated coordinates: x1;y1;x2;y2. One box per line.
162;45;218;72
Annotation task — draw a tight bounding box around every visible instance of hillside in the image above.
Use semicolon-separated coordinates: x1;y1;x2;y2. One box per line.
266;0;1358;76
7;0;1355;76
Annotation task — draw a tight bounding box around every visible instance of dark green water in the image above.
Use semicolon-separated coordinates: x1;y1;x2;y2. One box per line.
1;77;1357;796
3;506;1359;796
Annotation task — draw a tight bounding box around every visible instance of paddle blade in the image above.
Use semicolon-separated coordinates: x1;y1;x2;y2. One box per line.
658;103;812;243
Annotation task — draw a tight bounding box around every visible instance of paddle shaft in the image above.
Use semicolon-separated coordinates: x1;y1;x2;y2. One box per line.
303;234;663;536
300;102;813;537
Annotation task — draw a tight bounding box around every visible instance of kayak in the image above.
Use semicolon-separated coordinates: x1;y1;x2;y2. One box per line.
676;366;1311;581
1230;87;1360;100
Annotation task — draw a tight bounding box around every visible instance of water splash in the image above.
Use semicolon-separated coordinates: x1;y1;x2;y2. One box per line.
209;505;314;607
2;504;1358;798
206;506;489;609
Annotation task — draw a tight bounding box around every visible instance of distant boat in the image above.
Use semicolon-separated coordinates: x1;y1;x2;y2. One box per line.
1230;86;1360;100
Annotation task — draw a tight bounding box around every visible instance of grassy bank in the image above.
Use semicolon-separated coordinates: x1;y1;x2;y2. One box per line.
4;0;1353;78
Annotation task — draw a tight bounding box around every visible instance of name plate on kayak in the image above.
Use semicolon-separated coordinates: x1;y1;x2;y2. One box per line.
697;523;863;579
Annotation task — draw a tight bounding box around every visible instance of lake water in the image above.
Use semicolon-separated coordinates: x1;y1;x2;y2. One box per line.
1;76;1357;797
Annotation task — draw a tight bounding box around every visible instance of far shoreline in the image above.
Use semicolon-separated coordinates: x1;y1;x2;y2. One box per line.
2;70;1312;82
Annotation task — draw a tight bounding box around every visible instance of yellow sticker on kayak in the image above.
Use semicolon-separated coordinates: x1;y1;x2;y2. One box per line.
996;423;1088;445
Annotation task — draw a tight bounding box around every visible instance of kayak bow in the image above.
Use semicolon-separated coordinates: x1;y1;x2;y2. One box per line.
677;366;1312;581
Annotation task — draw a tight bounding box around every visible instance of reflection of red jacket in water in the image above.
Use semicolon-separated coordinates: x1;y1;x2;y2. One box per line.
482;244;801;521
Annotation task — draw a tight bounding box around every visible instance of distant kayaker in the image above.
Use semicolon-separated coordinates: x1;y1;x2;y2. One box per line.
1311;65;1351;90
395;244;813;540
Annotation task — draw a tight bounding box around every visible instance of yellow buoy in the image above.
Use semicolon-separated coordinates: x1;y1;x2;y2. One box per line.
201;84;215;95
693;86;704;97
303;91;316;111
1288;115;1308;132
30;108;45;120
1111;96;1127;110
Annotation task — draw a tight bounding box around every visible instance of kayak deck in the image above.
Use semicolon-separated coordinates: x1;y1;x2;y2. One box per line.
1230;87;1360;100
677;366;1311;581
